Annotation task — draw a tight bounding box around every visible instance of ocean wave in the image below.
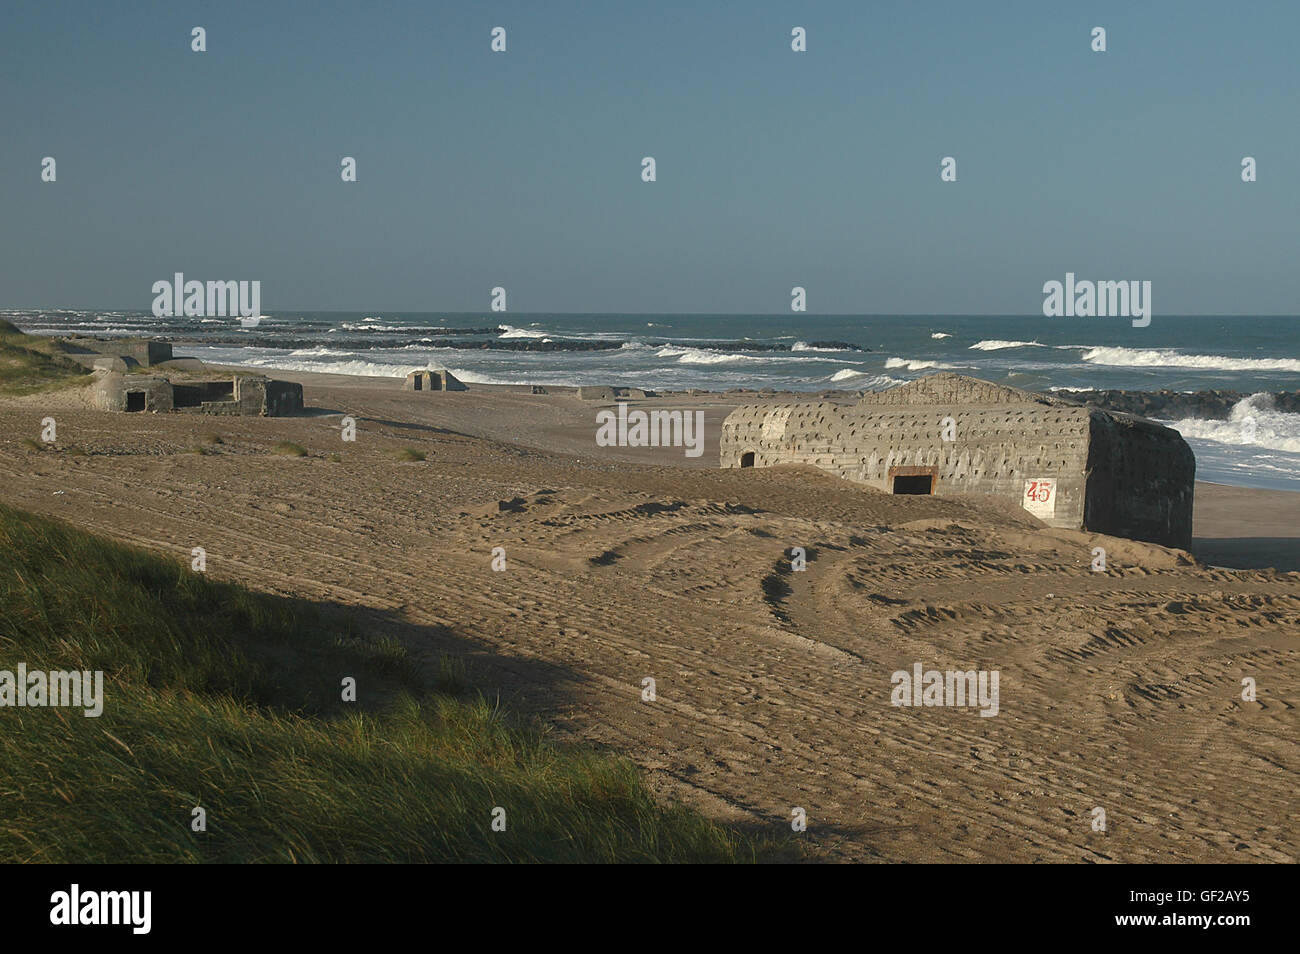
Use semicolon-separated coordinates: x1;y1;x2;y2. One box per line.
656;346;759;365
287;346;357;358
445;368;578;387
792;341;853;352
884;357;952;371
1167;394;1300;453
1082;346;1300;372
969;339;1045;351
224;356;414;377
340;322;452;333
930;332;952;339
827;369;905;388
498;324;548;339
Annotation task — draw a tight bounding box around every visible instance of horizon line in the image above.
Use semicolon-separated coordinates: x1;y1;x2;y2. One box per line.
5;308;1299;320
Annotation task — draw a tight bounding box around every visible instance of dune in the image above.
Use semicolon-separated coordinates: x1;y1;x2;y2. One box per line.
1;371;1296;862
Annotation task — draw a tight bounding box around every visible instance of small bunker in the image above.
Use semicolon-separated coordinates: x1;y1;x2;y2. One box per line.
578;385;653;401
720;372;1195;548
58;337;174;368
404;369;467;392
90;372;302;417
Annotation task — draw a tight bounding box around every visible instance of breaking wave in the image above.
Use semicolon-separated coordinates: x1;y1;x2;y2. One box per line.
657;346;759;365
498;324;548;339
1168;394;1300;453
884;357;952;371
1082;347;1300;373
968;339;1045;351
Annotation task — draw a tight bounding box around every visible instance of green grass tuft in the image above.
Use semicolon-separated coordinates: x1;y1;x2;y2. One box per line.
396;447;426;462
271;441;308;457
0;321;90;396
0;503;784;863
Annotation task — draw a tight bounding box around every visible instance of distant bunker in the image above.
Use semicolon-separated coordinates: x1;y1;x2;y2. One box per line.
91;371;302;417
721;373;1194;548
57;336;174;369
404;369;467;391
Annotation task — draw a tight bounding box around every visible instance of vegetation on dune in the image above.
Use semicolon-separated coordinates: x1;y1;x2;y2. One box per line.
0;320;89;396
0;503;784;863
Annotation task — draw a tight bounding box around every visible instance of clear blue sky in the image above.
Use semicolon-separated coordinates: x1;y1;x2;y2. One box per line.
1;0;1295;314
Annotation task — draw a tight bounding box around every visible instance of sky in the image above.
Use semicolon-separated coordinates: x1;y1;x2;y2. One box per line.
0;0;1296;314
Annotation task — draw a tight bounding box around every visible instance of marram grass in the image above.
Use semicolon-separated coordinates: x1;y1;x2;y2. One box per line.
0;503;785;863
0;319;89;396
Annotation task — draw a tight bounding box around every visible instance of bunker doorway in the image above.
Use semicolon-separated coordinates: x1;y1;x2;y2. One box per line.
125;391;146;412
892;475;933;494
740;451;755;468
888;465;937;495
412;376;422;390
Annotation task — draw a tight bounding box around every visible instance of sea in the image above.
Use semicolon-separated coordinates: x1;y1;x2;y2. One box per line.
7;309;1300;491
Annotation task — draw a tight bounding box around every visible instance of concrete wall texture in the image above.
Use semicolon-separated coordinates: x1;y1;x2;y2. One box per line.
720;373;1195;548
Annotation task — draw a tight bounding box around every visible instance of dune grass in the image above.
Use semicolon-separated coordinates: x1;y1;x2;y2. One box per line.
270;441;308;457
0;319;89;396
0;503;781;863
396;447;426;462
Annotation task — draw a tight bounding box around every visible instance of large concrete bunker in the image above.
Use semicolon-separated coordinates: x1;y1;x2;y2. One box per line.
721;373;1195;547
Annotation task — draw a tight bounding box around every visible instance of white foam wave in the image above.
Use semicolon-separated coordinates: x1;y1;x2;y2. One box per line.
231;356;413;377
792;341;853;352
884;357;951;371
656;346;758;365
969;339;1045;351
827;369;906;389
339;322;452;332
498;324;548;339
1168;394;1300;453
930;332;952;339
1082;346;1300;373
287;346;356;358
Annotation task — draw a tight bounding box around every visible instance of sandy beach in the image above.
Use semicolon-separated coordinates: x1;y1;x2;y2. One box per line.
2;370;1296;863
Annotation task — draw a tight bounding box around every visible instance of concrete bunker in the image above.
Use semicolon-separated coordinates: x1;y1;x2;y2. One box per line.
404;369;467;392
90;372;301;417
720;372;1195;548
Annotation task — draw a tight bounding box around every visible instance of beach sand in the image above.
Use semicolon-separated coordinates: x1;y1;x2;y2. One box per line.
2;371;1296;862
